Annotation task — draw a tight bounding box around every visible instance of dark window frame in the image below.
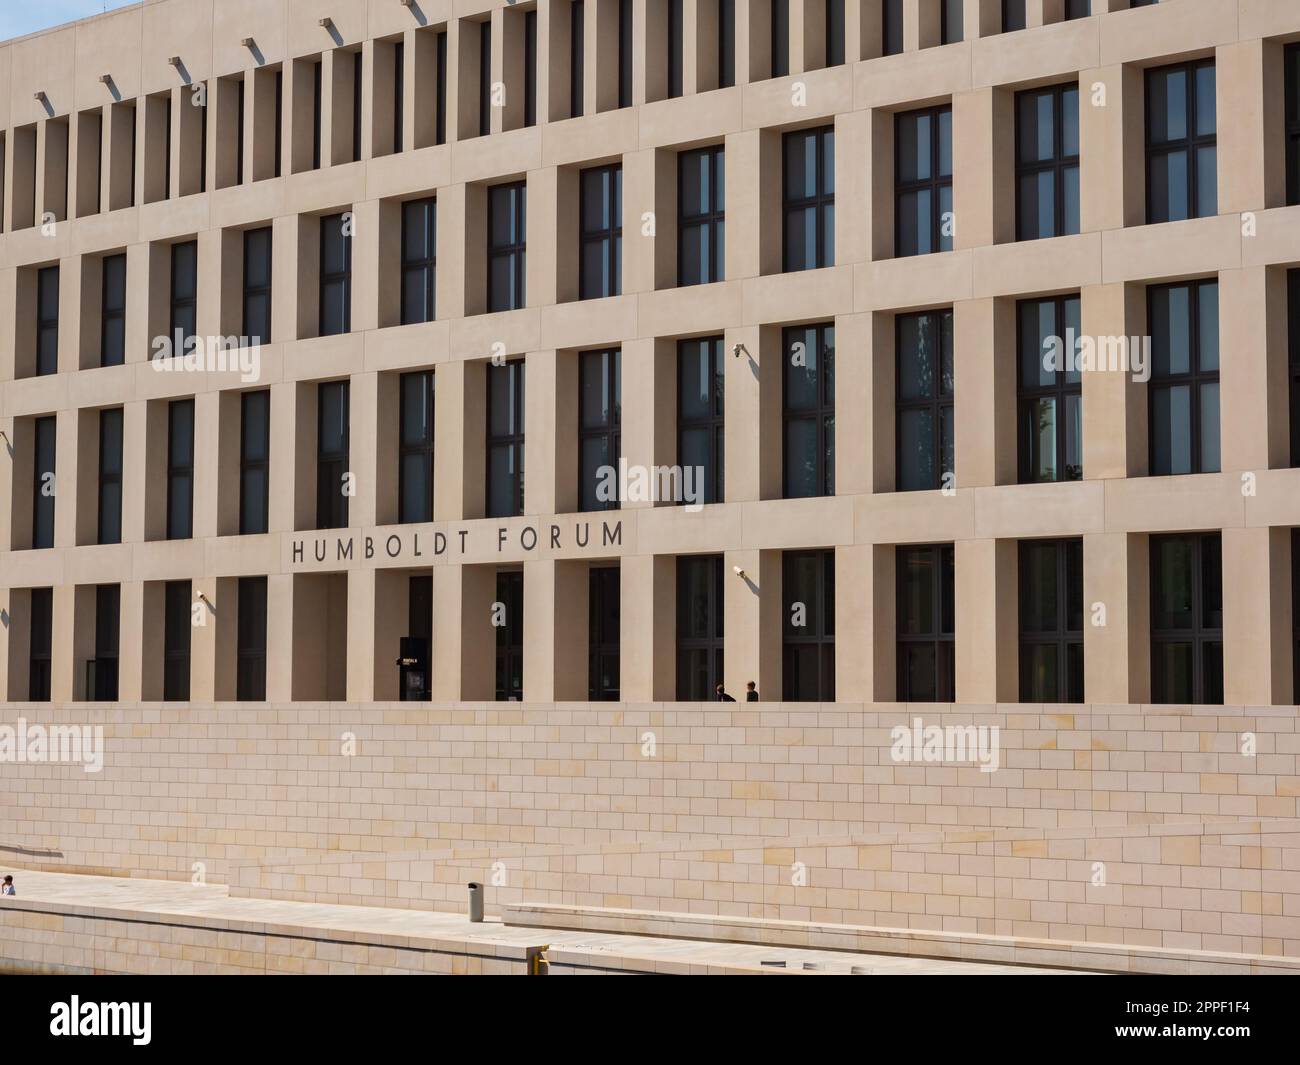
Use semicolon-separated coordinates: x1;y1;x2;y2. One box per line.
1015;82;1081;241
1150;532;1223;705
398;370;435;525
1290;270;1300;467
571;0;585;118
668;0;684;98
782;549;836;701
1003;0;1026;32
98;407;124;545
169;239;198;353
90;583;120;702
242;226;273;345
782;323;835;499
488;181;527;313
495;569;524;701
579;163;622;300
588;565;621;700
32;415;56;550
166;398;195;541
401;196;437;325
100;252;127;366
1018;538;1084;703
1287;44;1300;206
316;380;350;530
676;554;725;700
524;11;538;127
783;125;835;272
1145;59;1217;224
678;145;725;286
36;265;59;376
28;587;53;702
1147;279;1220;477
895;105;953;257
1018;293;1084;484
163;579;192;701
239;390;270;536
477;21;492;138
486;359;526;518
883;0;903;56
677;336;725;506
236;575;268;701
579;349;621;512
319;213;353;336
940;0;963;44
895;308;955;493
896;543;956;702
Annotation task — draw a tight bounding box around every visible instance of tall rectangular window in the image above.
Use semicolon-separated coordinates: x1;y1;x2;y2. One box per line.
676;555;724;700
1003;0;1026;31
436;31;448;145
488;182;527;312
571;0;585;118
36;265;59;376
783;323;835;498
478;21;492;137
167;399;195;540
243;226;273;345
403;574;433;702
101;253;126;366
351;52;363;162
317;381;350;530
98;408;123;545
940;0;962;43
32;416;56;550
1149;279;1219;476
783;126;835;271
401;197;437;324
394;41;405;151
1019;538;1084;703
771;0;790;78
1147;60;1216;223
679;146;725;286
239;390;270;536
320;213;352;336
897;544;955;702
495;570;524;700
312;59;323;170
668;0;684;98
170;240;197;353
1294;529;1300;699
896;309;954;492
580;164;622;300
487;360;526;518
589;566;620;700
1287;45;1300;206
236;78;246;182
579;350;621;511
524;11;538;127
1016;83;1080;240
883;0;903;56
718;0;735;88
783;550;835;701
274;69;283;177
1018;295;1083;483
28;588;52;703
678;337;725;506
1151;533;1223;705
236;576;267;701
1065;0;1091;17
826;1;845;66
1291;270;1300;467
91;584;120;702
163;579;192;701
399;370;435;524
896;106;953;256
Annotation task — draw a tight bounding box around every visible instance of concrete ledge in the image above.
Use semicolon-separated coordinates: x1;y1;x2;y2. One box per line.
503;903;1300;976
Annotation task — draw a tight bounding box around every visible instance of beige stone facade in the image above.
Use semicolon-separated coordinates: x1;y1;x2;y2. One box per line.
2;0;1300;970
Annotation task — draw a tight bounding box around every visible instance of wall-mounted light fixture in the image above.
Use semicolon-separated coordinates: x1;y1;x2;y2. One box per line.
319;17;334;30
167;55;181;67
98;74;112;84
241;37;255;49
733;566;746;579
33;90;46;102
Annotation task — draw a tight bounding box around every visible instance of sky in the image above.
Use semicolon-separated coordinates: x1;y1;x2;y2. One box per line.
0;0;138;43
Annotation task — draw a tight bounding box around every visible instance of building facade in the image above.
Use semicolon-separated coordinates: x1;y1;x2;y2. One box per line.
3;0;1300;965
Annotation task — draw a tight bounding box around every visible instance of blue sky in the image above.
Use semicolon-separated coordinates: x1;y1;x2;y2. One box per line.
0;0;138;43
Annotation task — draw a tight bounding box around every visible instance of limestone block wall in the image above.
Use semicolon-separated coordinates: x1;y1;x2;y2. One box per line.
0;700;1297;956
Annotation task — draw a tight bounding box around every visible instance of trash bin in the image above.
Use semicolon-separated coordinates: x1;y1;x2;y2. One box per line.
467;882;484;922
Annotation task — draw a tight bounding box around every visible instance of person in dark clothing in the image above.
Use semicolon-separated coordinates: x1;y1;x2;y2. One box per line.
745;681;758;702
715;684;736;702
